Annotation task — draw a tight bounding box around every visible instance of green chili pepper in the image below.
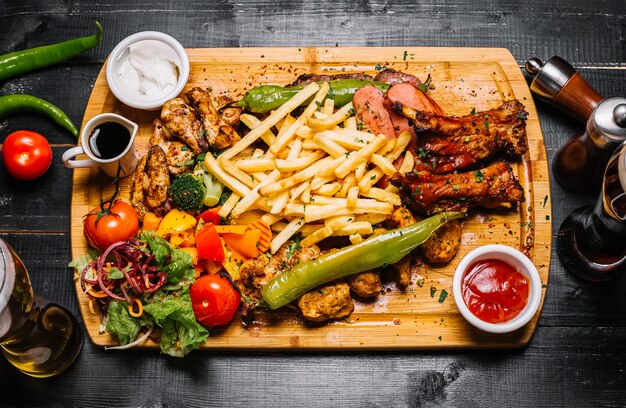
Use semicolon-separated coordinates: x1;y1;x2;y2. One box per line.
0;21;103;82
260;211;464;309
0;94;78;137
236;79;391;114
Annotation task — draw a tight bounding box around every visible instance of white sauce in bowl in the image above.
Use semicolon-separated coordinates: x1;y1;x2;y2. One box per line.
115;40;180;101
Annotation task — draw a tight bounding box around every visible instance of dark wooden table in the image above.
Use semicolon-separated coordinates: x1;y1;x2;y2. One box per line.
1;1;625;406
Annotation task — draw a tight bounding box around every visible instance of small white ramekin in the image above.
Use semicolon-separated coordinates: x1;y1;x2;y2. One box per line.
105;31;190;110
452;244;542;334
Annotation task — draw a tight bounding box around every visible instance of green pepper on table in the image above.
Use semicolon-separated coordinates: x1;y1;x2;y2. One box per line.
0;21;103;137
260;211;464;310
235;79;391;114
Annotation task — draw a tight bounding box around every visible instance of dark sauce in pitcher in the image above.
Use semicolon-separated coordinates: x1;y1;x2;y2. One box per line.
88;122;131;159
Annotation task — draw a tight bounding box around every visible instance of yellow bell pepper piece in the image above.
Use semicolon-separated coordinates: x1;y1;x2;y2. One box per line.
156;209;197;237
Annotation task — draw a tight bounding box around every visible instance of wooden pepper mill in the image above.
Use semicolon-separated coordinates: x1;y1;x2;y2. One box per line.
525;56;626;193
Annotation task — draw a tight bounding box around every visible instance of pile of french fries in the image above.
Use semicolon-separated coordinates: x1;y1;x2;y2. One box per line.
204;82;414;254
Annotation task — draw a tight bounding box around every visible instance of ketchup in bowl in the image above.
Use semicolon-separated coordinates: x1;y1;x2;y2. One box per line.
461;259;529;324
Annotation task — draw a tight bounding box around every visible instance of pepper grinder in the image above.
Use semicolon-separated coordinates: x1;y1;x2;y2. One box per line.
525;57;626;192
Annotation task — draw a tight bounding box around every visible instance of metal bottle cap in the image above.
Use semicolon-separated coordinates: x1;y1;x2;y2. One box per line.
588;97;626;149
524;56;576;102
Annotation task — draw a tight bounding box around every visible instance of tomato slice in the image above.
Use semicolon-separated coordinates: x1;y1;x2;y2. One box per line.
196;223;225;262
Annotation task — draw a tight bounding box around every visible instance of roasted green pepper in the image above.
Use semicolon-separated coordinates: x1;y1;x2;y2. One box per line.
0;21;103;82
0;94;78;137
236;79;391;114
260;211;464;309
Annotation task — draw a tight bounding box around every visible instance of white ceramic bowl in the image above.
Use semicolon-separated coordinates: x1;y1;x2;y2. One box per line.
105;31;190;110
452;244;542;334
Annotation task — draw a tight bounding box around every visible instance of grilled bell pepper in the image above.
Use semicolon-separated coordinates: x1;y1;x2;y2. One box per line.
235;79;391;114
155;209;197;237
260;211;464;309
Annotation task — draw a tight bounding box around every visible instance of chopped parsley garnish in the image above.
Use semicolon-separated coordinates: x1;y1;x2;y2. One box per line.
430;287;437;297
374;64;387;71
484;115;490;130
517;112;527;121
417;148;428;159
348;107;356;116
543;195;549;208
438;289;448;303
470;107;476;115
474;170;485;182
451;185;460;191
403;50;408;60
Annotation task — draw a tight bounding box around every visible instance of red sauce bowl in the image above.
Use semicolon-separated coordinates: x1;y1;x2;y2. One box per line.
452;245;542;334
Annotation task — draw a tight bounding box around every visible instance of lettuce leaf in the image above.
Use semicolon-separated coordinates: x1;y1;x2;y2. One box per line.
106;301;140;345
138;232;194;285
143;288;209;357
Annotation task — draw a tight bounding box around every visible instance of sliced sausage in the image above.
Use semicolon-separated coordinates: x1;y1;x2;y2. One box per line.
353;85;396;139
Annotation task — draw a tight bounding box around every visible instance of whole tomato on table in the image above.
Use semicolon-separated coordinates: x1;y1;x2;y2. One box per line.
1;130;52;180
190;274;241;327
83;200;139;250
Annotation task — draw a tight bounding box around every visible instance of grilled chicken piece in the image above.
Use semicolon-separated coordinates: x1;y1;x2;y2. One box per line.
374;68;423;88
208;93;241;127
144;145;171;211
395;100;528;174
166;141;195;175
160;98;207;155
395;161;524;214
289;72;374;86
353;85;396;139
186;87;241;151
421;219;462;264
388;207;416;287
130;145;172;218
149;119;173;152
346;270;381;298
238;244;321;302
130;155;150;219
298;281;354;322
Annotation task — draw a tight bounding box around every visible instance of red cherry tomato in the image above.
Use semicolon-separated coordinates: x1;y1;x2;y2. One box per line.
83;200;139;250
190;274;241;327
1;130;52;180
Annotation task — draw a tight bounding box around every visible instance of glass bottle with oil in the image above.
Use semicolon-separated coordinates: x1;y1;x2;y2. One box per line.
0;239;82;378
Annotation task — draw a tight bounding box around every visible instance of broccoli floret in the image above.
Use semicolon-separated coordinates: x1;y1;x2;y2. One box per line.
170;173;206;212
193;165;224;207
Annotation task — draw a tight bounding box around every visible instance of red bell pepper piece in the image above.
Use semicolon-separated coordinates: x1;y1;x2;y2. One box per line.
196;207;221;225
195;223;225;262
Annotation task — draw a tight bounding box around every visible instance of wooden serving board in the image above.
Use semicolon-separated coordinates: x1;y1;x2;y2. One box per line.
70;47;551;350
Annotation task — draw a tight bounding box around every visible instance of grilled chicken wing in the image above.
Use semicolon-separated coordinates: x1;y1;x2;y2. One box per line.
186;87;241;150
395;100;528;174
395;161;524;214
160;98;207;155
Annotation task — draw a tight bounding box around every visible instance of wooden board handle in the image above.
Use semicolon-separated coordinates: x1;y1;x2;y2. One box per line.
553;72;604;123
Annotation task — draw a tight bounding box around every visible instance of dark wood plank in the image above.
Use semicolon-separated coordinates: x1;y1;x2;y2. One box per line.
0;147;74;232
0;326;623;407
0;1;623;66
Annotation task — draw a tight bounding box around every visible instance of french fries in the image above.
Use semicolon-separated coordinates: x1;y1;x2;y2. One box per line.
210;82;412;254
